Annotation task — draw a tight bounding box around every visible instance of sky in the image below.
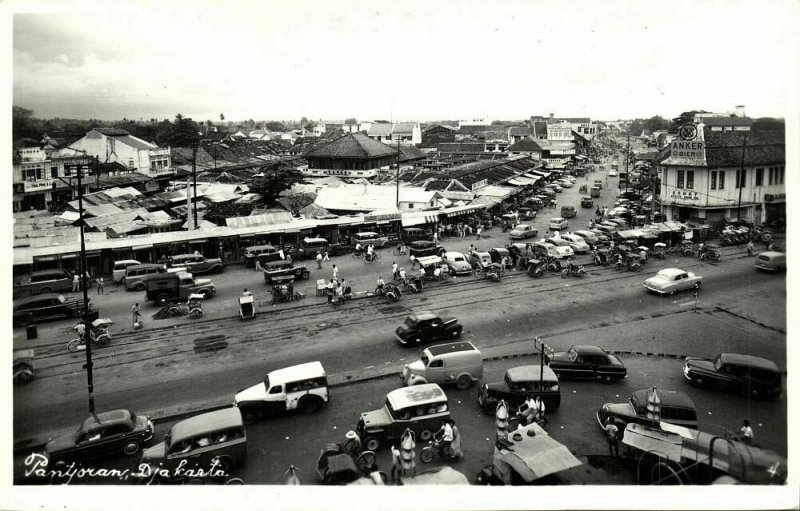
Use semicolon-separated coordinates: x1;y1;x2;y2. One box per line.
7;0;800;123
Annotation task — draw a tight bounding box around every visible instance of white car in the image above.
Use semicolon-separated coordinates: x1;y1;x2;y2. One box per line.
441;252;473;275
540;238;575;258
574;230;600;246
644;268;703;295
549;217;569;231
510;224;539;240
543;184;563;193
559;234;591;253
557;179;573;188
608;169;618;177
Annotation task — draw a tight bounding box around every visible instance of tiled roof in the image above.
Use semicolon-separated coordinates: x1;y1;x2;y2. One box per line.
94;128;131;136
398;145;426;161
509;127;534;136
368;123;393;136
700;116;753;127
116;134;158;150
392;122;417;134
703;128;784;167
507;138;543;152
305;133;398;159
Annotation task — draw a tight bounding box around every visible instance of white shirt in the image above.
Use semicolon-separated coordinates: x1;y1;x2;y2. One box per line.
392;263;398;273
442;423;453;442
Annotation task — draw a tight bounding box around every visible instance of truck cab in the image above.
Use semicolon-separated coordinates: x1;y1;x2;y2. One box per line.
395;311;462;346
144;271;216;305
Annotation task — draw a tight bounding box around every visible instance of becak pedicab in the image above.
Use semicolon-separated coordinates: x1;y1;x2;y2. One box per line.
271;276;296;304
187;293;205;319
316;437;384;485
238;294;255;319
653;242;667;260
526;259;547;279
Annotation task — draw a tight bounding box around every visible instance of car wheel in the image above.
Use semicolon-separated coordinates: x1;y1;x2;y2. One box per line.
602;374;613;384
365;437;381;451
136;282;146;291
420;448;434;464
241;407;259;425
420;429;433;441
200;290;211;299
298;395;322;414
414;338;422;346
123;439;141;456
482;400;496;415
450;329;461;339
455;375;472;390
301;271;310;280
157;294;170;306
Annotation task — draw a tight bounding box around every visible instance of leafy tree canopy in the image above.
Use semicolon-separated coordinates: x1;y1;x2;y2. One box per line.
344;118;357;125
266;121;286;132
249;165;307;206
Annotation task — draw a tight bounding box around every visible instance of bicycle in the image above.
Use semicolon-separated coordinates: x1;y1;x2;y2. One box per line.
392;246;407;256
351;251;364;259
364;253;381;263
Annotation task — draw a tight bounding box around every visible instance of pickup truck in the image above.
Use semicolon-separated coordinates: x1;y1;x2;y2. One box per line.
167;254;226;275
144;272;216;305
395;311;463;346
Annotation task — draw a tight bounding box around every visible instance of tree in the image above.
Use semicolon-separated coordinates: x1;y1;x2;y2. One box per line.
266;121;286;132
220;113;225;122
169;114;201;147
12;106;37;141
670;110;709;131
300;116;309;127
202;202;254;226
344;118;357;125
282;192;316;215
751;117;784;131
249;165;306;206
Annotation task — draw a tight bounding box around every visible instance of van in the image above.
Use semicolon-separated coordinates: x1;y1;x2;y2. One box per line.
234;361;329;423
548;217;569;231
593;180;603;190
144;271;215;305
243;244;280;267
560;205;576;218
139;407;246;478
754;251;786;273
357;383;450;451
113;260;141;284
124;264;167;291
401;228;431;243
400;342;483;390
13;269;74;297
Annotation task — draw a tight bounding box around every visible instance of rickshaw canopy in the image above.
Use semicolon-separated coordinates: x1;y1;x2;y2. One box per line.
188;293;205;301
493;422;582;483
92;318;113;328
415;255;443;268
400;466;470;485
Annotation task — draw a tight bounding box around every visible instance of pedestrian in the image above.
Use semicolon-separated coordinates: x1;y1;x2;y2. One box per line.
390;443;402;483
432;231;438;244
316;252;323;269
392;261;399;280
596;206;601;216
72;273;80;293
323;250;330;261
285;253;293;265
409;254;416;269
278;248;285;260
96;276;104;295
438;419;454;457
449;419;463;458
255;258;263;272
476;226;482;240
398;267;407;283
605;418;619;457
603;206;608;217
738;419;754;445
131;302;141;328
469;243;474;254
331;264;339;280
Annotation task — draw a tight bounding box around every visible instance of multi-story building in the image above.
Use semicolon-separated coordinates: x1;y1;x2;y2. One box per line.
303;133;398;178
66;128;172;177
367;122;422;145
12;146;93;212
656;125;785;226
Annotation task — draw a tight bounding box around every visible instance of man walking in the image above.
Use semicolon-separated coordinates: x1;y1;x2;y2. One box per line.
331;264;339;280
131;303;141;328
72;273;80;292
96;276;104;295
476;226;482;240
316;252;323;269
738;419;754;445
605;418;619;457
392;261;399;280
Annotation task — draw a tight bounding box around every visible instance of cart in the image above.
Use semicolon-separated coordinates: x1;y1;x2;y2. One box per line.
271;276;300;304
13;349;35;384
238;295;255;319
187;293;204;319
316;443;383;485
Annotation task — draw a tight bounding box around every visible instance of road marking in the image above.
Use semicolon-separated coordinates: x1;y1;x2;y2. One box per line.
365;365;374;369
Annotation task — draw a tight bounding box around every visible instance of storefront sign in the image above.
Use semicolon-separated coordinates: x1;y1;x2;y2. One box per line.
669;141;704;159
670;190;700;200
23;180;54;192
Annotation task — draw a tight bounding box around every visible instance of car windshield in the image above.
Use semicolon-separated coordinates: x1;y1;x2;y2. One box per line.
421;354;430;366
405;317;416;328
567;348;578;362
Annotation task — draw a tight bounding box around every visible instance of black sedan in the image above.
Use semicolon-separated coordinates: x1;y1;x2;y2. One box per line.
546;345;626;382
683;353;782;399
45;409;154;465
408;240;445;258
12;293;95;327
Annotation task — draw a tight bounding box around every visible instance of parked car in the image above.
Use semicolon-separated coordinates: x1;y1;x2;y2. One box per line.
13;294;96;327
754;251;786;273
543;184;563;193
395;311;462;346
13;269;74;298
541;238;574;258
144;271;216;305
574;230;600;246
441;252;472;275
548;217;569;231
643;268;703;295
466;250;492;269
608;169;618;177
546;345;626;382
46;409;154;465
509;224;539;240
356;383;450;451
262;261;311;284
113;260;141;284
401;228;431;244
400;341;482;389
531;241;570;260
168;254;226;275
560;206;576;218
597;389;698;430
556;179;573;188
288;237;341;259
478;365;561;415
353;232;390;249
243;244;281;267
234;361;329;422
408;240;445;258
124;264;169;291
683;353;781;399
559;234;591;254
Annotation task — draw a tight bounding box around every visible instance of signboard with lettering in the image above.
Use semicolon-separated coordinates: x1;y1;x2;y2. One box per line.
23;180;54;192
669;140;704;159
670;190;700;201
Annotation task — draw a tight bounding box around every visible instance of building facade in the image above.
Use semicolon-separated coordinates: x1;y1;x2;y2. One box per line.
303;133;399;178
66;128;172;177
12;147;93;212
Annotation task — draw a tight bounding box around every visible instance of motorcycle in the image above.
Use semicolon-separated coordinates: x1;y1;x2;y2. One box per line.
420;431;461;464
67;318;113;353
561;264;587;278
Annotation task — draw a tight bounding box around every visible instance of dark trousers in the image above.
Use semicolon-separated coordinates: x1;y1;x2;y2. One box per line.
607;438;619;457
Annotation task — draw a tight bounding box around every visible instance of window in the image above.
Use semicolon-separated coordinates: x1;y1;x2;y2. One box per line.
710;171;717;190
128;159;135;168
51;166;58;178
268;385;283;394
736;169;747;188
428;359;443;368
768;167;775;185
718;171;725;190
677;170;684;189
779;166;784;184
686;171;694;190
755;168;763;186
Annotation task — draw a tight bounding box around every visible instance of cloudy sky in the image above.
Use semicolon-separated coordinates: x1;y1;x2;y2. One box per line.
9;0;799;123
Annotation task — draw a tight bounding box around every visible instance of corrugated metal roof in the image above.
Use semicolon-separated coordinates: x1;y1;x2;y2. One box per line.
225;211;293;228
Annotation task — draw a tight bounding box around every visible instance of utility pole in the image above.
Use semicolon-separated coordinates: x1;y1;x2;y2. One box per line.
736;134;748;222
396;139;401;208
191;139;199;229
625;131;630;194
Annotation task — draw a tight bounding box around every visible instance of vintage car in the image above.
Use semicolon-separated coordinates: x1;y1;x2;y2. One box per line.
517;207;536;220
643;268;703;295
540;239;574;259
395;312;462;346
556;179;573;188
509;224;539;240
478;365;561;415
235;361;328;421
581;196;594;208
288;237;341;259
573;230;600;246
441;252;473;275
546;345;626;382
466;250;492;269
754;251;786;273
13;269;74;298
558;234;591;254
683;353;781;399
548;217;569;231
597;389;698;430
353;232;390;249
45;409;154;465
356;383;450;451
243;244;281;267
531;241;568;260
608;169;618;177
112;260;141;283
168;254;226;275
543;183;563;193
13;294;96;327
408;240;445;259
262;261;311;284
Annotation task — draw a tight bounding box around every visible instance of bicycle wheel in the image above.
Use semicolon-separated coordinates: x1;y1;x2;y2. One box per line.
373;253;382;261
392;248;401;256
473;269;484;280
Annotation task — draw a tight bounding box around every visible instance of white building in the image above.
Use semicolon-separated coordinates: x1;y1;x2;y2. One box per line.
367;122;422;145
66;128;171;177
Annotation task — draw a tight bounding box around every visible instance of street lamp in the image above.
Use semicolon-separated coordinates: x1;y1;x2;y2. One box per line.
59;160;97;414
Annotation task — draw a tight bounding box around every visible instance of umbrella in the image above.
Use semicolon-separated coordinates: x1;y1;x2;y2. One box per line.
400;428;416;477
495;400;510;442
646;386;661;424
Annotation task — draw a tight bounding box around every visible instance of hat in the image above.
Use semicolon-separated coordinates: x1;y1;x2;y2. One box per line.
345;430;357;440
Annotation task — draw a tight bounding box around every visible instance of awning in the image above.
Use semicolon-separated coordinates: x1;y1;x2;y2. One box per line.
189;239;208;243
133;244;154;250
495;423;582;482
